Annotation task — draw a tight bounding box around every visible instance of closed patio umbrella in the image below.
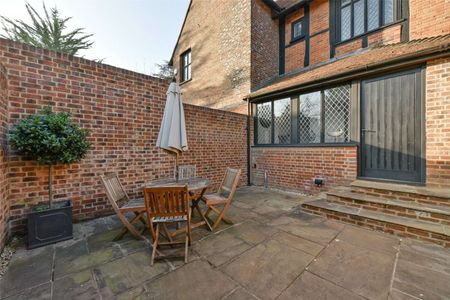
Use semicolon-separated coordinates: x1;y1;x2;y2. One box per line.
156;82;188;180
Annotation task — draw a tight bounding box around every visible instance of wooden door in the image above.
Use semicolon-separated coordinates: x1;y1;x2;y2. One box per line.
360;68;424;183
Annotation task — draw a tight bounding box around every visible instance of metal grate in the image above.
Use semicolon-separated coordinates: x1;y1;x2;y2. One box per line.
257;102;272;144
274;98;291;144
298;92;321;144
324;85;350;143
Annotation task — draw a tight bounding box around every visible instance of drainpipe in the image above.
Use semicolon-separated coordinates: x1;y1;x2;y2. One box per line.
246;98;251;186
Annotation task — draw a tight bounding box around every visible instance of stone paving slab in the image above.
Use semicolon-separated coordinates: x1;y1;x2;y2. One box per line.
223;238;314;300
308;239;396;299
278;271;364;300
143;260;237;299
53;269;99;299
3;283;51;300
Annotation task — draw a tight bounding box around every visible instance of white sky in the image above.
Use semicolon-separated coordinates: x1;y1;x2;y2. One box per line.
0;0;190;75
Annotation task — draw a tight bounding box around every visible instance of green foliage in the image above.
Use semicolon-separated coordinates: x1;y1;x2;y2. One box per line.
1;2;93;55
153;60;175;80
10;107;90;165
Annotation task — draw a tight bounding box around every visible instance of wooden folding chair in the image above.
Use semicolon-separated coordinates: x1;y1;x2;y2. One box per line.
144;186;192;265
100;173;147;241
178;165;197;180
202;168;241;231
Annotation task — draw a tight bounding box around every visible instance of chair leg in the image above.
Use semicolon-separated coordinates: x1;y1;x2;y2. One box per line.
210;205;233;224
211;205;232;230
184;224;189;263
114;212;144;241
162;224;174;244
151;224;160;266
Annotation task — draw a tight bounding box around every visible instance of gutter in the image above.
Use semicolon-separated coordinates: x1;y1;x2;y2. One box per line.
246;45;450;102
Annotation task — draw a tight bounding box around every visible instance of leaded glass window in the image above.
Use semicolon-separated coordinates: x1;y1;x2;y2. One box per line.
298;92;321;144
274;98;291;144
256;102;272;144
324;85;351;143
180;50;191;82
339;0;398;42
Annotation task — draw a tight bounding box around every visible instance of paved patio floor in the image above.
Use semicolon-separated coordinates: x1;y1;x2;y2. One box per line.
1;186;449;300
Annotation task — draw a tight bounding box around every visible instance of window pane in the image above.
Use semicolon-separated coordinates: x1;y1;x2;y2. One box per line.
383;0;394;24
298;92;321;144
187;65;191;80
353;0;365;36
293;21;303;39
257;102;272;144
341;0;351;6
324;85;351;143
341;5;351;41
274;98;291;144
368;0;380;31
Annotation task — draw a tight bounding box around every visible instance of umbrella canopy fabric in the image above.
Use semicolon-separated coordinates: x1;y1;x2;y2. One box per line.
156;82;188;153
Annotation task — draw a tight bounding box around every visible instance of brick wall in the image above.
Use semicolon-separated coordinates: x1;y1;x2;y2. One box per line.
426;57;450;187
410;0;450;40
310;0;330;65
251;146;358;194
0;63;8;250
0;39;248;237
171;0;251;114
251;0;279;88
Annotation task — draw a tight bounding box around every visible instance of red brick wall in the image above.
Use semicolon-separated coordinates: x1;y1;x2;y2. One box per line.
251;0;279;88
251;146;358;194
367;23;402;47
410;0;450;40
0;39;248;236
0;63;9;250
426;57;450;187
285;42;306;72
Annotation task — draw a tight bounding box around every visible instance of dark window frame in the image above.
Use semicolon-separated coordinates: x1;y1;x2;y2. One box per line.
291;17;306;42
180;49;192;83
254;84;353;146
336;0;398;43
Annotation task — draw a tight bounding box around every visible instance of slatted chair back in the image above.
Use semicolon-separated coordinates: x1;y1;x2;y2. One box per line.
217;168;241;200
178;165;197;180
101;173;129;210
144;186;190;219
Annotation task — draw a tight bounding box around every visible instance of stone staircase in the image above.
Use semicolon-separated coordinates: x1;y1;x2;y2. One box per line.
302;180;450;247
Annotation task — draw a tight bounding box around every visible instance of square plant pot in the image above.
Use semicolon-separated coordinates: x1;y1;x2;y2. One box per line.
27;200;73;249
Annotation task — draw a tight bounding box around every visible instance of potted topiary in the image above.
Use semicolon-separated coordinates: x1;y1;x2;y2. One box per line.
10;107;90;249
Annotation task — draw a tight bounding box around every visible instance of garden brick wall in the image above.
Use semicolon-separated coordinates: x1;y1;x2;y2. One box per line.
0;63;8;250
410;0;450;40
0;39;248;241
426;57;450;187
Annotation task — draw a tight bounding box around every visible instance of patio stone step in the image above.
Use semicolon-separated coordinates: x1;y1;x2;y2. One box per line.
326;190;450;225
302;199;450;247
350;180;450;207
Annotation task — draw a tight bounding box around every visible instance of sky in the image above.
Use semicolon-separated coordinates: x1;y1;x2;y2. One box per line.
0;0;190;75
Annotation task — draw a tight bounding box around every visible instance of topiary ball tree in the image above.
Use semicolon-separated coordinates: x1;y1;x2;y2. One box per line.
10;107;90;209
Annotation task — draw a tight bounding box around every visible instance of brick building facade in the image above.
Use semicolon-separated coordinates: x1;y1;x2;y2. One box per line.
0;39;248;249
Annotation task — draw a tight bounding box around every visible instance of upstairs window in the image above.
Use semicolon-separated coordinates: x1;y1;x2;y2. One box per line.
291;18;305;41
180;49;191;82
339;0;395;42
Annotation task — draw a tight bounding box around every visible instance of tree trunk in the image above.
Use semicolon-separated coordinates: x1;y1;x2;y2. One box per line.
48;164;53;209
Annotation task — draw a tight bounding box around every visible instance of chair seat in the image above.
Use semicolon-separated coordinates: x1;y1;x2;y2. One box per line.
203;194;228;205
121;198;145;211
152;215;187;223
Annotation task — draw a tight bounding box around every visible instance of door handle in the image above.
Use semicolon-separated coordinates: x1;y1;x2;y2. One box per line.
361;129;376;133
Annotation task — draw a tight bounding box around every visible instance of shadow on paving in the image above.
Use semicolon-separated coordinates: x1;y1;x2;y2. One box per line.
1;186;449;299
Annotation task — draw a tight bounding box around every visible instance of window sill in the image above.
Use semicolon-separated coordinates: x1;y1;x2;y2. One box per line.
179;78;192;86
252;142;358;148
334;19;405;47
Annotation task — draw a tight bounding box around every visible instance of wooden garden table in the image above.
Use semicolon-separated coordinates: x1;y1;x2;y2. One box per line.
145;177;213;233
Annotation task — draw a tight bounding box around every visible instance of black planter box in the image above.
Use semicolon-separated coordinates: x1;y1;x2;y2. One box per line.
27;200;73;249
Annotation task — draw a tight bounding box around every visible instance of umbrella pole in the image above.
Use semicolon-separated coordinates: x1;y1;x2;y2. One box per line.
175;152;179;182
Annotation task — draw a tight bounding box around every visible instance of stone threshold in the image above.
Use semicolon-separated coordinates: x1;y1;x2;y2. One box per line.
351;180;450;199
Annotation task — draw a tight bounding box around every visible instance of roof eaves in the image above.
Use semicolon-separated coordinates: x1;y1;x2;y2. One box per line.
246;41;450;101
169;0;193;66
